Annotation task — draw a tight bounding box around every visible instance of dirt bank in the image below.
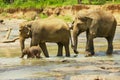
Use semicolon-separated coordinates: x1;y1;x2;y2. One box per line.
0;4;120;23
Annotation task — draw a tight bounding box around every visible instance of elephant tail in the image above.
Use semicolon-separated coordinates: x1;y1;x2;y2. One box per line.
113;18;117;29
111;18;117;37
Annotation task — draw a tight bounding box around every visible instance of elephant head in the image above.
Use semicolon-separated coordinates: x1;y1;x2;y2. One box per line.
72;14;93;53
19;21;33;52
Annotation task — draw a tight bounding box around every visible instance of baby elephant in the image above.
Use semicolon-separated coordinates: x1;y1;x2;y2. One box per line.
21;46;42;58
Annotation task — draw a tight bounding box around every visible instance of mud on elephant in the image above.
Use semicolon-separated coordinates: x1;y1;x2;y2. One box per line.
19;18;73;57
21;46;42;58
72;10;117;57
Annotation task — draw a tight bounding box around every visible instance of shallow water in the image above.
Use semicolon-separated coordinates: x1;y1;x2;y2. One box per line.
0;19;120;79
0;46;120;79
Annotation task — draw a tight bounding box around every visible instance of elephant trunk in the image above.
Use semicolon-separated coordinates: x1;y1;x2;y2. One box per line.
69;30;79;54
19;36;25;52
73;35;79;54
72;29;79;54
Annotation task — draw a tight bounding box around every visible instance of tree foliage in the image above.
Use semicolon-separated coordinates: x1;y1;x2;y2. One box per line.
3;0;14;4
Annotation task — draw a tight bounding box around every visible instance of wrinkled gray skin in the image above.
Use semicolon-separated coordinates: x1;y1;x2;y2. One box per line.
72;10;117;57
21;46;41;58
19;18;72;57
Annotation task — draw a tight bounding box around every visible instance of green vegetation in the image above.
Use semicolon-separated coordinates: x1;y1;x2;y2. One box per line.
81;0;120;5
39;13;48;19
0;0;77;9
57;15;73;22
39;14;73;22
0;0;120;9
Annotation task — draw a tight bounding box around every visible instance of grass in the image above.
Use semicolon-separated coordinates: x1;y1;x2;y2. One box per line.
39;13;48;19
39;13;73;22
0;0;77;9
0;0;120;10
57;15;73;22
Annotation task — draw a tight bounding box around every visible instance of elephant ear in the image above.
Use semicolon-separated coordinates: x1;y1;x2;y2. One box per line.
78;16;92;23
84;16;98;35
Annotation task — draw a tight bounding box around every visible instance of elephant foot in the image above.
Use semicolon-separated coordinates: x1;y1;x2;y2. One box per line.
20;55;23;58
74;50;79;54
85;51;94;57
106;50;113;56
46;56;49;58
36;56;42;59
57;53;63;57
44;54;49;57
66;54;70;57
57;55;63;57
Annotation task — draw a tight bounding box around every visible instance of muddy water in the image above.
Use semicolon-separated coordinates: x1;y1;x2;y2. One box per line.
0;19;120;80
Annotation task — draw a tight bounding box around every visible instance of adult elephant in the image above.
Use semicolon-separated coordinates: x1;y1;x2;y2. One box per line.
72;10;117;57
19;18;72;57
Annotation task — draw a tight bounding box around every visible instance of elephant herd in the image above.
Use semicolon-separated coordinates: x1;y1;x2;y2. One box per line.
19;10;117;58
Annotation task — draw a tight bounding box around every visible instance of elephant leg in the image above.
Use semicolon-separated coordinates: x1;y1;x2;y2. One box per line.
39;43;49;57
64;42;70;57
20;54;24;58
85;31;89;51
57;42;63;57
106;37;113;55
27;53;31;58
85;33;95;57
20;51;26;58
31;37;39;46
